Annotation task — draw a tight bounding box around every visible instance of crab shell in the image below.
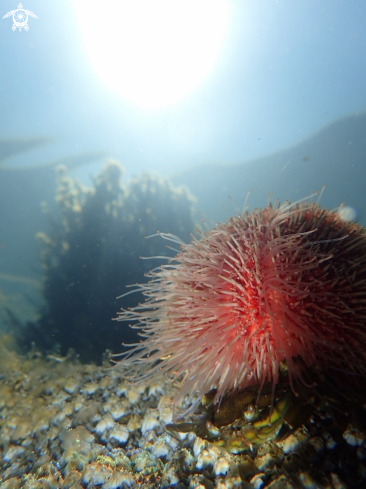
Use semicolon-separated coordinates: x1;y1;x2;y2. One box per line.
166;366;357;453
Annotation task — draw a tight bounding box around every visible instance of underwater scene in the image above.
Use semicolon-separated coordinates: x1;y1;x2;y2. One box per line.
1;1;366;488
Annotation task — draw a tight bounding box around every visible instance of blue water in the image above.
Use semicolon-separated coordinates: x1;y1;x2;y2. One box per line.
1;0;366;351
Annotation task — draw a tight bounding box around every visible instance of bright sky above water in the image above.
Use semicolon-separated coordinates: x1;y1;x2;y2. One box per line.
0;0;365;180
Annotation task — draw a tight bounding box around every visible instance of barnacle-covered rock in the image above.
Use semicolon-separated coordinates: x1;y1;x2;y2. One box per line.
82;461;114;486
1;342;366;488
343;424;366;447
109;425;130;447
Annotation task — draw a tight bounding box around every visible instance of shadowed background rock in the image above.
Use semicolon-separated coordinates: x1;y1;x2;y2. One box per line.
20;160;196;363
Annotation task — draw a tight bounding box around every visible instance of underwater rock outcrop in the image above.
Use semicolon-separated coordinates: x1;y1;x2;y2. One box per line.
0;137;50;165
23;161;196;363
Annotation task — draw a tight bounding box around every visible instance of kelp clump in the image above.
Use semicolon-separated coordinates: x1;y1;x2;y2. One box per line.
24;161;196;363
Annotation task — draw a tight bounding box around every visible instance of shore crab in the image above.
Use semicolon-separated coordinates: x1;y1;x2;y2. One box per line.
166;363;361;453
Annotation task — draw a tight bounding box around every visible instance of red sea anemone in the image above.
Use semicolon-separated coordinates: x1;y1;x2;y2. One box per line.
115;196;366;405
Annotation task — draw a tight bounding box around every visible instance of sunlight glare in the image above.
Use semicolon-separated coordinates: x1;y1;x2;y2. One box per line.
75;0;228;109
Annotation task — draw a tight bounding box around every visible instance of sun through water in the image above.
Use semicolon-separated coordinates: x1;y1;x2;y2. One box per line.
74;0;229;109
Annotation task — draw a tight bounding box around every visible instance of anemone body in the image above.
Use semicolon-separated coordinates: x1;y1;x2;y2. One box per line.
117;200;366;403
